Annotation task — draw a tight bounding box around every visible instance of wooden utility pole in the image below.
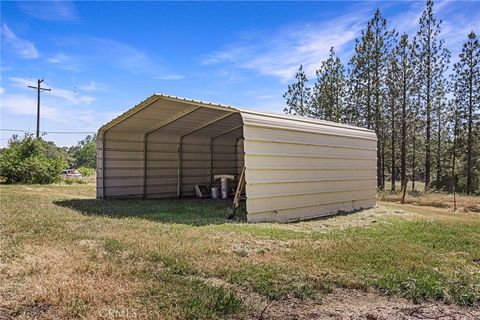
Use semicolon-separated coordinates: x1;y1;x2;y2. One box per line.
28;79;51;138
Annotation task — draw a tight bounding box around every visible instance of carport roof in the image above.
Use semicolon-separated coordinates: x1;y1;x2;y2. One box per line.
98;93;375;140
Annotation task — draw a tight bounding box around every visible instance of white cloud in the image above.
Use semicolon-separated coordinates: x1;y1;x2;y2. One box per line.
48;53;71;64
50;87;96;105
1;24;39;59
154;74;186;80
55;36;163;75
9;77;96;105
202;1;479;83
9;77;36;87
202;7;373;82
47;53;81;71
77;82;105;92
0;94;62;121
0;87;5;95
88;38;154;74
18;1;78;22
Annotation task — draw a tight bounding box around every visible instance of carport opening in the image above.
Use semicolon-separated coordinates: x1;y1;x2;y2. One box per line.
144;109;245;204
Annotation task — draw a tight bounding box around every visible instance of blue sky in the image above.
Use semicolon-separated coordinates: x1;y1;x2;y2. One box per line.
1;1;479;147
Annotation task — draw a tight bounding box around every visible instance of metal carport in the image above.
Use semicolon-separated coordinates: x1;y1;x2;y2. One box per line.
97;94;377;222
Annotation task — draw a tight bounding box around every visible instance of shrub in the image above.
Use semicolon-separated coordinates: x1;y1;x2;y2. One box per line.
67;135;96;168
63;178;87;185
0;135;67;184
78;166;95;177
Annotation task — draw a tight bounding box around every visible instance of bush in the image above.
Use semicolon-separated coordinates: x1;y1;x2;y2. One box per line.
63;178;87;185
0;135;67;184
78;166;95;177
67;135;96;169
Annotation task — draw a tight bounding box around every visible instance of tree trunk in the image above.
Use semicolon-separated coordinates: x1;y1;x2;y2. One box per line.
391;96;396;191
401;69;407;190
467;61;474;194
452;105;458;211
412;102;418;191
436;106;441;187
424;19;432;191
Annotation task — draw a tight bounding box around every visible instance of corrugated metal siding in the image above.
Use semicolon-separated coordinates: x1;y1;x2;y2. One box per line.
241;112;377;222
97;94;376;223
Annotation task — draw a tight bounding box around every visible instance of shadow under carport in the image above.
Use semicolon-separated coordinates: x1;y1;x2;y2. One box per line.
54;198;247;226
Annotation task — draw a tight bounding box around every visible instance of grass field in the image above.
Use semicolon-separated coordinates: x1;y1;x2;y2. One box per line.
379;181;480;213
1;183;479;319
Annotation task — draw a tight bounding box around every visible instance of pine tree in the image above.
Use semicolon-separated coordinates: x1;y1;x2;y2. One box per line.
344;71;362;126
448;99;460;196
311;47;346;122
349;9;395;189
452;31;480;194
349;25;374;129
432;81;448;188
395;34;415;190
386;43;401;191
415;0;450;189
283;65;311;116
409;36;425;191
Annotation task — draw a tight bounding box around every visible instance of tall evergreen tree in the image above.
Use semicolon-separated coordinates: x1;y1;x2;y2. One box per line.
414;0;450;189
349;9;395;189
349;25;374;129
386;49;400;191
395;34;415;190
344;71;362;126
283;65;311;116
311;47;346;122
452;31;480;194
432;81;448;188
409;36;424;191
448;98;460;195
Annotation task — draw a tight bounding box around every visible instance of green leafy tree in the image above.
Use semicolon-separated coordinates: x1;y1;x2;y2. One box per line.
0;135;67;184
68;134;97;168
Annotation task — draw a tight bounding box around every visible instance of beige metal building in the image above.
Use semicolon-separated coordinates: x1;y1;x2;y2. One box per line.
97;94;377;222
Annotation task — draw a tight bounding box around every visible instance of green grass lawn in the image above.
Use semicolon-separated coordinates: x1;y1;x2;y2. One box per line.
1;184;479;319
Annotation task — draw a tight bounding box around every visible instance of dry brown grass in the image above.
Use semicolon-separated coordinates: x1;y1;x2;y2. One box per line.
1;183;479;319
379;190;480;212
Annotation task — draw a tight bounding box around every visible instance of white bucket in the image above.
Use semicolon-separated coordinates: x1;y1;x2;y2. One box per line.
211;187;219;199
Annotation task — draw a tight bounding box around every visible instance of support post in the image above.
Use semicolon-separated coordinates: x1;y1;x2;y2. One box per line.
102;135;106;199
143;134;147;199
209;139;213;186
177;137;183;198
234;138;239;181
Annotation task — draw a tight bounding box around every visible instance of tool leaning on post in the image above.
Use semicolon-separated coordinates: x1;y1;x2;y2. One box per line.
227;167;245;219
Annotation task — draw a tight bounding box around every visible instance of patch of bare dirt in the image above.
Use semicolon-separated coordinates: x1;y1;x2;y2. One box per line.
193;276;479;320
0;301;57;320
245;289;480;320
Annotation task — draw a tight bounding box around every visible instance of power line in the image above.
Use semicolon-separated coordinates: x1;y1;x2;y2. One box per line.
0;129;96;134
0;129;28;133
44;131;97;134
